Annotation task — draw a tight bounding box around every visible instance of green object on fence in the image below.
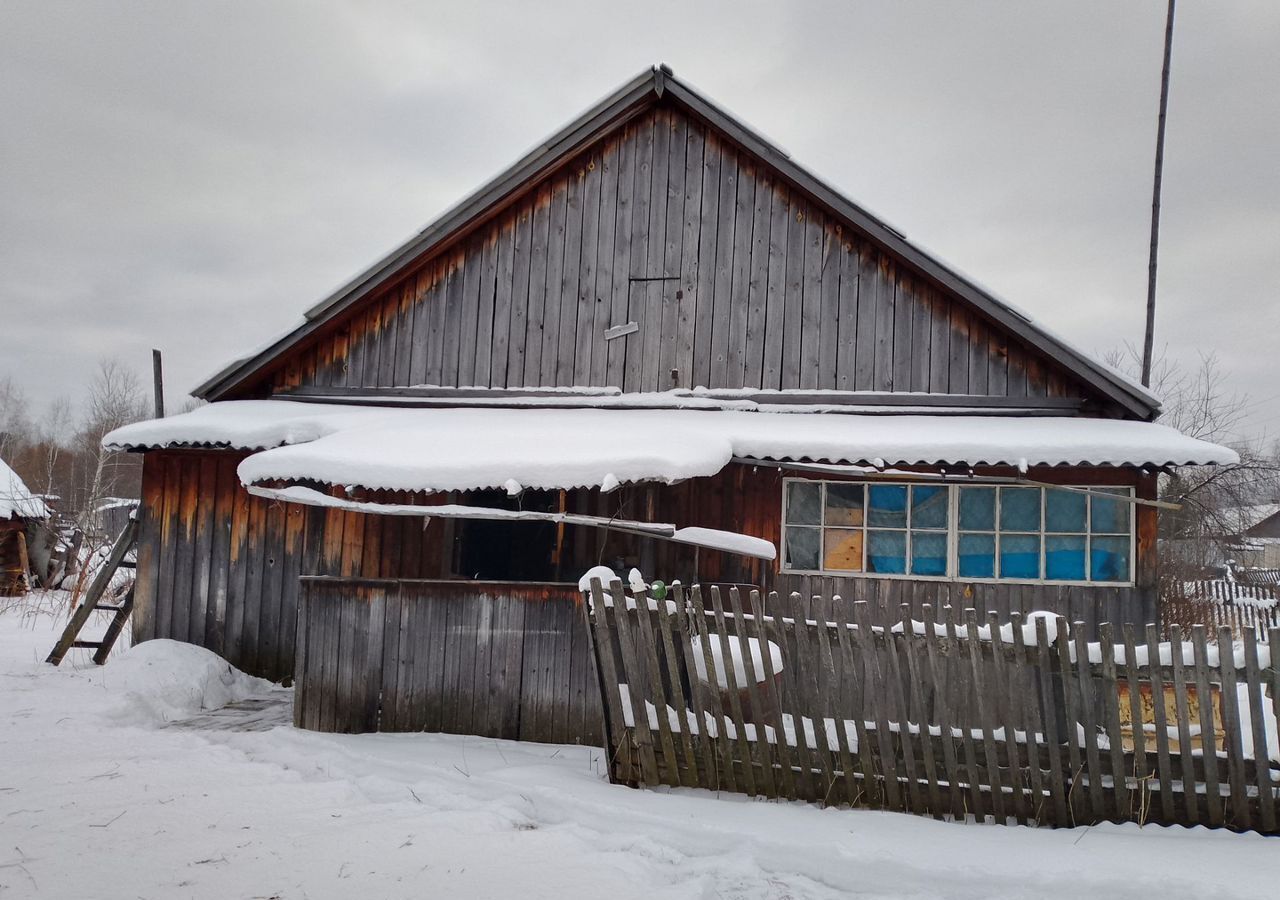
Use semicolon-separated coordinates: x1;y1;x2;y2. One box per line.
649;580;667;600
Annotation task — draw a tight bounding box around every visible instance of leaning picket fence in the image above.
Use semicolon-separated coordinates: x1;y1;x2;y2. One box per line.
582;581;1280;834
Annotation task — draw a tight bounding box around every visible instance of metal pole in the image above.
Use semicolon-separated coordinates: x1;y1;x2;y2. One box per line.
1141;0;1176;388
151;348;165;418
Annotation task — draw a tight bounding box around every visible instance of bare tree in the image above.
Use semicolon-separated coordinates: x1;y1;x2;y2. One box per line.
1107;344;1280;574
76;359;147;530
0;376;32;463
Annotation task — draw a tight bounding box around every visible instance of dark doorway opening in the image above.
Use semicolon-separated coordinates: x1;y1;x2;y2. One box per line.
456;489;559;581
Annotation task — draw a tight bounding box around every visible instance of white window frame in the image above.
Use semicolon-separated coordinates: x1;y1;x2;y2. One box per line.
779;478;1136;587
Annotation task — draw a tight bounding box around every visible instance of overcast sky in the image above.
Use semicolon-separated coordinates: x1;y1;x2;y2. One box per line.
2;1;1277;441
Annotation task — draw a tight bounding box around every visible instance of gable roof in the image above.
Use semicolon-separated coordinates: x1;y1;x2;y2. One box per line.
194;65;1161;420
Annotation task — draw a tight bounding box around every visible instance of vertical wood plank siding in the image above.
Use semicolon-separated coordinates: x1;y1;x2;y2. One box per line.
134;450;1155;684
293;578;605;744
257;107;1087;402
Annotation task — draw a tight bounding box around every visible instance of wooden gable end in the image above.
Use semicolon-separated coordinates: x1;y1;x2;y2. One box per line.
249;103;1101;404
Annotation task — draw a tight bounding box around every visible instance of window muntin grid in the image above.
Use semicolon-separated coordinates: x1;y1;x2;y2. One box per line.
781;479;1134;585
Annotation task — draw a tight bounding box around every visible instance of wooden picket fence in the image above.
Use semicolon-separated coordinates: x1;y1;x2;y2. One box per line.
583;581;1280;833
1163;578;1279;643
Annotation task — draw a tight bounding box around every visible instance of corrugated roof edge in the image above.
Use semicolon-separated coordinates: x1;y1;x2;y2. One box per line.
192;64;1160;420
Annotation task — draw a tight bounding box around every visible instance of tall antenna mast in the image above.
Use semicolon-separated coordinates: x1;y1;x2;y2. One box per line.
1141;0;1176;388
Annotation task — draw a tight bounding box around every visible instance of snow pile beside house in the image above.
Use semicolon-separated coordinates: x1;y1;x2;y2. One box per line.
104;399;1239;496
0;456;48;520
101;638;275;726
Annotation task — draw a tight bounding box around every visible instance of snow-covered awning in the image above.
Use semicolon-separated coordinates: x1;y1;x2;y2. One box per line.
103;400;1239;495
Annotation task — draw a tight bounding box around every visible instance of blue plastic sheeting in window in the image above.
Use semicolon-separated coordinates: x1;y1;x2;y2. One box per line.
1091;493;1130;534
867;529;907;574
959;487;996;531
911;531;947;576
958;533;995;578
911;486;949;529
1091;537;1131;581
867;485;908;528
1045;535;1087;581
1045;489;1086;533
999;534;1041;579
1000;488;1041;532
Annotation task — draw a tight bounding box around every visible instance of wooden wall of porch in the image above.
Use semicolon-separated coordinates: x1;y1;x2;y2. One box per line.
133;449;1157;683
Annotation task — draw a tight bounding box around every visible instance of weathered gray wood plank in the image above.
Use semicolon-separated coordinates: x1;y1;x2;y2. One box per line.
573;150;603;386
673;124;704;389
724;160;756;388
524;188;552;385
708;151;738;389
781;199;805;390
799;214;823;390
691;137;721;390
606;127;638;387
589;139;621;387
741;170;772;389
539;183;569;387
762;189;790;390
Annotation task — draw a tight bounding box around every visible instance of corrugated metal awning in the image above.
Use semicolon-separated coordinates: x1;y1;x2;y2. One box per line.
103;400;1239;496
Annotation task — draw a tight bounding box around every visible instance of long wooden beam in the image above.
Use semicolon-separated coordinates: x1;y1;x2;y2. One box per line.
272;384;1085;414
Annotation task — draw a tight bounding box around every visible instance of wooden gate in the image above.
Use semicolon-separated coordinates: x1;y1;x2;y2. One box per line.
583;581;1280;833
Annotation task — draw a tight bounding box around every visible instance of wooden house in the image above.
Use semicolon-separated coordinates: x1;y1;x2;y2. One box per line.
105;66;1233;742
1219;504;1280;570
1;456;49;596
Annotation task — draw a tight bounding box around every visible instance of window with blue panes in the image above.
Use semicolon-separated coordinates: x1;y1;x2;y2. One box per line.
781;480;948;577
955;485;1132;583
782;479;1133;584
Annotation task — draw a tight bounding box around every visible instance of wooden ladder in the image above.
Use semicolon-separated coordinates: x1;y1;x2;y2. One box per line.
47;517;139;666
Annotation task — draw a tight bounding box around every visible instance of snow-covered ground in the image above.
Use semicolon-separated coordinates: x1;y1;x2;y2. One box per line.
2;593;1276;899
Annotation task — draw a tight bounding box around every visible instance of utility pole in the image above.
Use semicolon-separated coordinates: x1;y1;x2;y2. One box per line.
152;348;165;418
1142;0;1176;388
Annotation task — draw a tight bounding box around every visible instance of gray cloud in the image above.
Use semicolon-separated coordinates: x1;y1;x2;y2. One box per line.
2;1;1276;441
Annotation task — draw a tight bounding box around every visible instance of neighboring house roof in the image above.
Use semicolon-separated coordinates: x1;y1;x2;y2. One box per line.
103;400;1236;496
0;457;49;521
1216;504;1280;536
192;65;1161;420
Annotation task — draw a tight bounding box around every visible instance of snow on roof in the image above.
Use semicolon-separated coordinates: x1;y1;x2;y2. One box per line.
103;400;1239;495
0;457;49;521
1216;503;1280;535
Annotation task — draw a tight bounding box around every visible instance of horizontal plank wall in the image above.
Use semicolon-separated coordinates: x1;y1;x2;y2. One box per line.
262;106;1093;404
293;577;604;745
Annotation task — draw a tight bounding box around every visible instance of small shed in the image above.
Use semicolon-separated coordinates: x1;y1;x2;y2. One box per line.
1;457;49;596
104;66;1236;743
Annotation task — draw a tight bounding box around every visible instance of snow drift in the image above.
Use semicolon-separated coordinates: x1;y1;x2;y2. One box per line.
101;639;276;726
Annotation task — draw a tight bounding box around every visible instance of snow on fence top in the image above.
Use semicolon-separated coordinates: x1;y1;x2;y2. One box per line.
0;457;48;520
103;400;1237;496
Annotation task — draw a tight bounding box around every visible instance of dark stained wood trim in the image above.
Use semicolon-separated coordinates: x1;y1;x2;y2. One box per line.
272;384;1085;411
